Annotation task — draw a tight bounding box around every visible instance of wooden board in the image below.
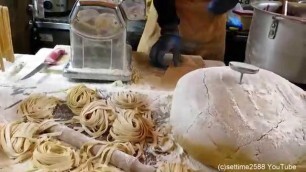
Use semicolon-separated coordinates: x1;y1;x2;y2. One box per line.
132;52;206;90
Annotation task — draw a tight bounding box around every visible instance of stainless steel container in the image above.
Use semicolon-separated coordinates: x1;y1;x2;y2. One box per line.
245;1;306;84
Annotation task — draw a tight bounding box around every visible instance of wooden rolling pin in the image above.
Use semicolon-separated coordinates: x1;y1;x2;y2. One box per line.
48;124;156;172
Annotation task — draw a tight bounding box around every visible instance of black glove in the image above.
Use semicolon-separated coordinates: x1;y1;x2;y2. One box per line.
149;27;181;69
208;0;239;15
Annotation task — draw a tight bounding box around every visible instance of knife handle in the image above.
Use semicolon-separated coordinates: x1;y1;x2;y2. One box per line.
44;48;66;65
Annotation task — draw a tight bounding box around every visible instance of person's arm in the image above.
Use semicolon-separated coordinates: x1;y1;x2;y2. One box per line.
149;0;181;69
153;0;180;31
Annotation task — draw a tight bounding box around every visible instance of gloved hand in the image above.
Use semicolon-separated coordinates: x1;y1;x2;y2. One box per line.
208;0;239;15
149;26;181;69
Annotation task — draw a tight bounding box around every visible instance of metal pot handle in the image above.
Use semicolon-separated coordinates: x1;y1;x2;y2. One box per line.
268;16;280;39
269;15;306;39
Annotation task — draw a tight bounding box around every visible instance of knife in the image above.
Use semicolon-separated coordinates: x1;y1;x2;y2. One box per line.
21;48;66;80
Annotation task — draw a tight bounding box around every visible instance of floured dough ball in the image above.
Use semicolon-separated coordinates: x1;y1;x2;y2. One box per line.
170;67;306;169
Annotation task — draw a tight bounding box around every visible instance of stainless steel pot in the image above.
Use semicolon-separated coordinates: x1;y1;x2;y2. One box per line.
245;1;306;84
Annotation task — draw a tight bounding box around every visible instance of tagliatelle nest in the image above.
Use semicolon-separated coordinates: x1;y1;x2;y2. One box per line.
17;94;60;122
0;121;40;163
77;100;116;138
109;91;148;110
31;139;80;171
108;109;157;158
66;84;97;115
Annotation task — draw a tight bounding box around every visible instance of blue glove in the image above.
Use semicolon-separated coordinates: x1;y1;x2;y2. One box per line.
208;0;239;14
227;16;243;30
149;27;182;69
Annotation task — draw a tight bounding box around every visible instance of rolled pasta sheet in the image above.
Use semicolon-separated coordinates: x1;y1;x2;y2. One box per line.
32;139;80;172
109;91;148;110
67;84;97;115
109;110;156;144
0;121;40;163
157;163;193;172
79;100;116;138
17;94;60;122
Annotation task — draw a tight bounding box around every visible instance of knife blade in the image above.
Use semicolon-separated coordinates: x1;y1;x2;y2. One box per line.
21;63;48;80
21;48;65;80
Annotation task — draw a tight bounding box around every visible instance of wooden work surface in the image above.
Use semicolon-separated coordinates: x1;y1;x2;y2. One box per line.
132;52;205;90
132;52;225;90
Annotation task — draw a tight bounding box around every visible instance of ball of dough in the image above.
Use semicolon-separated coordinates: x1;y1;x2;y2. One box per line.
170;67;306;168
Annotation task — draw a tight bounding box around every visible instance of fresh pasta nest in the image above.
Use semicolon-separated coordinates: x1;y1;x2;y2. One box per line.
109;91;148;110
0;121;40;162
17;94;60;122
32;139;80;171
67;84;97;115
78;100;116;138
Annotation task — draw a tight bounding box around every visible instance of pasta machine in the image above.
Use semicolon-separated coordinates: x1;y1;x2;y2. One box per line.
63;0;132;81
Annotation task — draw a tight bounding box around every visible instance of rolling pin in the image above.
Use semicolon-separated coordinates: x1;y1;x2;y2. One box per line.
47;124;155;172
